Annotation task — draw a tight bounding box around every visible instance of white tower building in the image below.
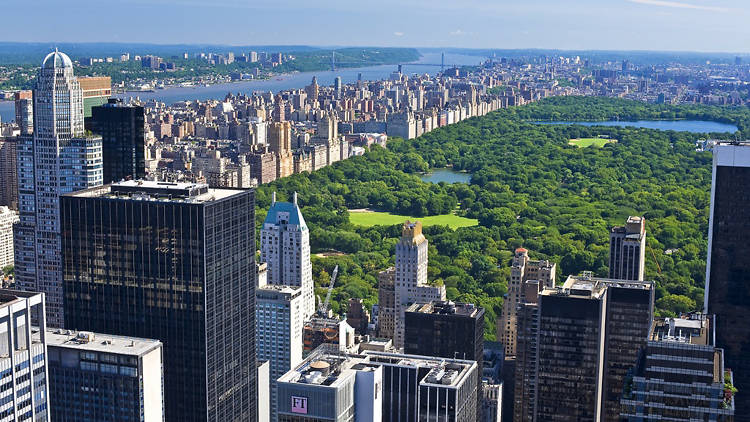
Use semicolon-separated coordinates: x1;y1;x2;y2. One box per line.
14;50;103;327
256;282;305;422
260;192;315;320
393;221;445;349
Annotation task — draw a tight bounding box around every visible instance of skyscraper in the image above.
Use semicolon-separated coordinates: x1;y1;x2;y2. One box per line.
260;192;315;320
90;98;146;183
46;330;164;422
609;216;646;281
61;180;257;422
404;301;485;419
498;247;555;357
255;283;305;421
14;50;103;327
531;274;653;421
0;137;18;209
393;221;445;349
0;289;50;421
705;142;750;420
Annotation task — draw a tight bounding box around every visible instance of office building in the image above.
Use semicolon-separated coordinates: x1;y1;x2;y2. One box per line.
14;50;103;328
393;221;445;349
532;274;653;421
0;290;50;421
609;216;646;281
276;345;478;422
0;207;19;270
620;314;735;421
404;301;485;418
260;192;314;320
61;180;257;422
513;280;542;422
705;142;750;420
256;284;305;421
90;99;146;183
77;76;111;118
14;90;33;135
46;329;164;422
498;247;556;357
376;268;395;339
0;137;18;209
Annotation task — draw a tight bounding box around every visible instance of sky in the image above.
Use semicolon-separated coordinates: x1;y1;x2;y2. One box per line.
1;0;749;52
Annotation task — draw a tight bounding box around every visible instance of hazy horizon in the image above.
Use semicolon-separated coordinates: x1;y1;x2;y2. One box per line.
1;0;749;53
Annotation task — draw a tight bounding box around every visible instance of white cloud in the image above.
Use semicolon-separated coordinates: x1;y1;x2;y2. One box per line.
393;32;404;36
626;0;728;12
449;29;465;36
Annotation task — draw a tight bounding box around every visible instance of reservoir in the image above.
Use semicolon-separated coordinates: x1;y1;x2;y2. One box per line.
0;52;482;122
420;168;471;184
534;120;738;133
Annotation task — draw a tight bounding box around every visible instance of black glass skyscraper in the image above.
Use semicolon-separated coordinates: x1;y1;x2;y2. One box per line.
404;301;484;419
61;180;256;422
90;99;145;183
705;143;750;421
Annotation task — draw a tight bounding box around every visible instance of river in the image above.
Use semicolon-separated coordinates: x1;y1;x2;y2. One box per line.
534;120;738;133
0;51;482;122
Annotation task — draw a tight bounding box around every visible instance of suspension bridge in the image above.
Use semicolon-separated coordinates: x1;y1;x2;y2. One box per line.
328;51;453;72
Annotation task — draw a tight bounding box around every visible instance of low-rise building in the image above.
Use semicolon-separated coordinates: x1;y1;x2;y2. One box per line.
46;329;164;422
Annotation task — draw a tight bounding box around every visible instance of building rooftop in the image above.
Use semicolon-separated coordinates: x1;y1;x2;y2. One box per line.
611;216;646;239
278;345;476;389
406;301;483;318
263;192;307;229
64;180;243;203
542;272;653;299
44;329;162;357
650;313;713;346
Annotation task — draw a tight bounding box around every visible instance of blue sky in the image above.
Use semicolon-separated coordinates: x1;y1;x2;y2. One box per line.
1;0;749;52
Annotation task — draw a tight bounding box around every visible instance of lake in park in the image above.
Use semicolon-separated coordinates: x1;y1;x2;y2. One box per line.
534;120;738;133
420;168;471;184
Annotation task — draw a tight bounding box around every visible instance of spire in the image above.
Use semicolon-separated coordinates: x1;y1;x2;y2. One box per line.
272;191;276;204
293;191;298;207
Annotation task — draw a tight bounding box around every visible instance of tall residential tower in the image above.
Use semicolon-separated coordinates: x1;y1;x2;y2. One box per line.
392;221;445;349
260;192;314;320
14;50;103;327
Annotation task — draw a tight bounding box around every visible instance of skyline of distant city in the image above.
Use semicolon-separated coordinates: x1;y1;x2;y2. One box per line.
1;0;749;53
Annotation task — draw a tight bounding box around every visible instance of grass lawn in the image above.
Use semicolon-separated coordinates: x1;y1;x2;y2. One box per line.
349;210;478;229
569;137;617;148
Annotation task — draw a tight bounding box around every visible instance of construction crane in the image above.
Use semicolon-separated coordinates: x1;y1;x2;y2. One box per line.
648;245;662;275
317;265;339;317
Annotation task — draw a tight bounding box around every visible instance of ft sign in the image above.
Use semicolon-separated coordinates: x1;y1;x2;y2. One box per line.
291;396;308;414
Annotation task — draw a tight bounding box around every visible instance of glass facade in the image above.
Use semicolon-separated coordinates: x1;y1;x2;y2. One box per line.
707;165;750;420
61;187;256;422
90;101;146;184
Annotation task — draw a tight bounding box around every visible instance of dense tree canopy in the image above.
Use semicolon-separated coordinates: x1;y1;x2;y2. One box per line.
257;96;748;340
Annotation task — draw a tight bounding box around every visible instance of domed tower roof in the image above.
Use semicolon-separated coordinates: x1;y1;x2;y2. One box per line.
42;49;73;69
